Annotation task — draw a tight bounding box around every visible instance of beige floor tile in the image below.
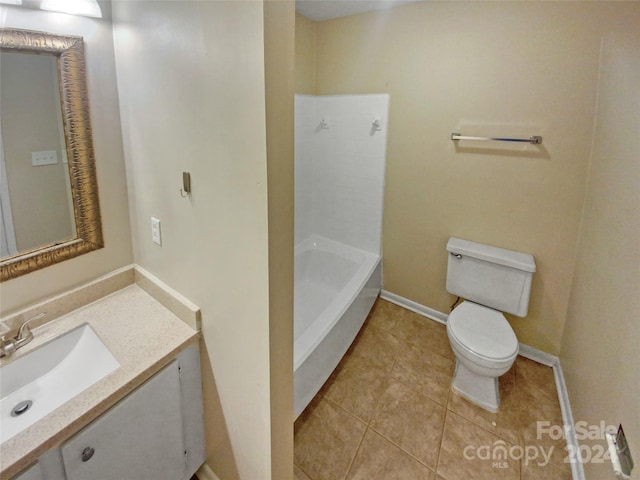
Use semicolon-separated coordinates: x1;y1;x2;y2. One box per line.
323;354;389;422
520;417;571;473
389;309;453;360
517;377;569;473
390;341;454;406
437;412;520;480
370;380;446;469
366;299;402;332
447;368;523;445
294;464;313;480
348;322;404;372
521;460;573;479
294;301;568;480
346;429;435;480
515;356;559;406
294;398;367;480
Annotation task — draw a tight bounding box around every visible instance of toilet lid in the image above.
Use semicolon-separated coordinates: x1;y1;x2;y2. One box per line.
448;302;518;361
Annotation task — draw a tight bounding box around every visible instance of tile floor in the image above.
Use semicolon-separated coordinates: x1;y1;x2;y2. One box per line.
294;299;571;480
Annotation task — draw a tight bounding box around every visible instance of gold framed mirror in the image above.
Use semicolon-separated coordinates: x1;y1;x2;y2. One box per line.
0;28;103;281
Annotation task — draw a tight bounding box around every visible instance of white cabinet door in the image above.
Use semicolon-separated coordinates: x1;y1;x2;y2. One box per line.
61;361;185;480
10;463;43;480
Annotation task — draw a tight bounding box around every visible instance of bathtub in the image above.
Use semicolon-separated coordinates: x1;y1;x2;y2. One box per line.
294;234;381;418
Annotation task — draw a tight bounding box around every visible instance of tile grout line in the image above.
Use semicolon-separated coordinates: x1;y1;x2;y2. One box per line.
295;463;315;480
342;425;370;480
367;423;437;473
435;407;452;480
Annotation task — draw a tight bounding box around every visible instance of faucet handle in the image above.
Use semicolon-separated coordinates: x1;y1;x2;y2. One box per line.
17;312;46;339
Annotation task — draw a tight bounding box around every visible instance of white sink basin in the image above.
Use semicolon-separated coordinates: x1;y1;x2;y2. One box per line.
0;324;120;444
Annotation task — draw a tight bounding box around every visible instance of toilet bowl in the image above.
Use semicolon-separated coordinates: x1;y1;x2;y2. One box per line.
446;301;518;412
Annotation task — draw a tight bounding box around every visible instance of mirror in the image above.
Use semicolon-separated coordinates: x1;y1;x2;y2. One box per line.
0;28;103;281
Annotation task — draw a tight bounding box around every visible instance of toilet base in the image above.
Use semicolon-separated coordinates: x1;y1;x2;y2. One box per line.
451;360;501;413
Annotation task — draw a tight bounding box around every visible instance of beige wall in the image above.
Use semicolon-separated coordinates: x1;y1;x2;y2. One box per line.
294;13;316;94
560;23;640;480
1;52;75;253
307;1;638;355
0;4;133;313
264;2;295;478
113;1;293;478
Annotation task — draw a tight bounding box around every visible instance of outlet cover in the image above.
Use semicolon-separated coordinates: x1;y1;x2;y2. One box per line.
151;217;162;246
32;150;58;166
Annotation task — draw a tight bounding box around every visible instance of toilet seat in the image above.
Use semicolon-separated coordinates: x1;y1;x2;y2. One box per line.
447;301;518;365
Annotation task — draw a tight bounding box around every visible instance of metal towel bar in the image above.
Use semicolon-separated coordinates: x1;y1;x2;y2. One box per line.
451;133;542;145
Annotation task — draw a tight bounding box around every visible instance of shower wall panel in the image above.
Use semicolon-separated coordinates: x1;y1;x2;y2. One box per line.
294;94;389;255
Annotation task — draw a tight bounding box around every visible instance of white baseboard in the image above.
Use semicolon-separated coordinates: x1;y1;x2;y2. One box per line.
196;463;220;480
380;289;448;324
378;290;584;480
553;361;585;480
517;342;558;367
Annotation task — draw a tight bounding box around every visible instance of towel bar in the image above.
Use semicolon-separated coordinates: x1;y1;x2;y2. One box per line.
451;133;542;145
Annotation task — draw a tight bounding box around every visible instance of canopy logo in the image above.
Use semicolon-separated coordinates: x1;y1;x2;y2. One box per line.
463;440;554;468
462;421;617;469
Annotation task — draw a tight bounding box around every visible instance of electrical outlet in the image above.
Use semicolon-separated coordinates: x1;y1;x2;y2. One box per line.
32;150;58;166
151;217;162;246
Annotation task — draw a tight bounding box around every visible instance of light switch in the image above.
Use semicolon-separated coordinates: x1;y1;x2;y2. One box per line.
32;150;58;166
151;217;162;246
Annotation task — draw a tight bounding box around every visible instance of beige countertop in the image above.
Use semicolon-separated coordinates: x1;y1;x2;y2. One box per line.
0;284;199;479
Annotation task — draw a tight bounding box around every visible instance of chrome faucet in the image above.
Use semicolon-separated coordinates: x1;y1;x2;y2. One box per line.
0;313;46;358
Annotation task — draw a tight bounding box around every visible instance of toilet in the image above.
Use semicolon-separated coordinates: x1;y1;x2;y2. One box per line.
445;237;536;412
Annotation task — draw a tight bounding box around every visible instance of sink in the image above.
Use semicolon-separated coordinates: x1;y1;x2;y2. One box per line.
0;324;120;444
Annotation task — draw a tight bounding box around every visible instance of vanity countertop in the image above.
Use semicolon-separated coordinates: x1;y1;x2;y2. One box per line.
0;284;199;479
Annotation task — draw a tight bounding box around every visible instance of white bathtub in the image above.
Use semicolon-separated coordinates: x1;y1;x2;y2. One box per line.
294;235;381;417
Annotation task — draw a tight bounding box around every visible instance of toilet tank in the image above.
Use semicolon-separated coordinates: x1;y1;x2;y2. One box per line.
446;238;536;317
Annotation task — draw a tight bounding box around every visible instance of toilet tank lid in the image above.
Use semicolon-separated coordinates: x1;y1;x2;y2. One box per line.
447;237;536;272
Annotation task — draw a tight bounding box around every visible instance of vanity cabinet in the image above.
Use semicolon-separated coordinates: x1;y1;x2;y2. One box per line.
11;345;205;480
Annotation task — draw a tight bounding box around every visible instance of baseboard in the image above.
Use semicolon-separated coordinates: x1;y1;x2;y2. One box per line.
517;342;558;367
516;347;584;479
553;361;585;480
380;289;448;324
378;290;584;480
195;463;220;480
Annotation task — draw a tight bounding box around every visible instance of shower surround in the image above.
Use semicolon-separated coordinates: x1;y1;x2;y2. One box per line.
294;94;389;417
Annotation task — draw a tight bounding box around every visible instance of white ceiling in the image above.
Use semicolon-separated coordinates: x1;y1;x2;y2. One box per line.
295;0;422;22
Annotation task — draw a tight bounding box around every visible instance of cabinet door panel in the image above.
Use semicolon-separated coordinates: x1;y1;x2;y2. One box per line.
61;361;185;480
10;462;43;480
177;345;205;476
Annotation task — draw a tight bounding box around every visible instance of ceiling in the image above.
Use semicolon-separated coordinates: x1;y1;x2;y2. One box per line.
295;0;422;22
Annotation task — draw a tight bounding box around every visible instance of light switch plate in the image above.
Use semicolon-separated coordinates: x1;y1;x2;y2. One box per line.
32;150;58;166
151;217;162;246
